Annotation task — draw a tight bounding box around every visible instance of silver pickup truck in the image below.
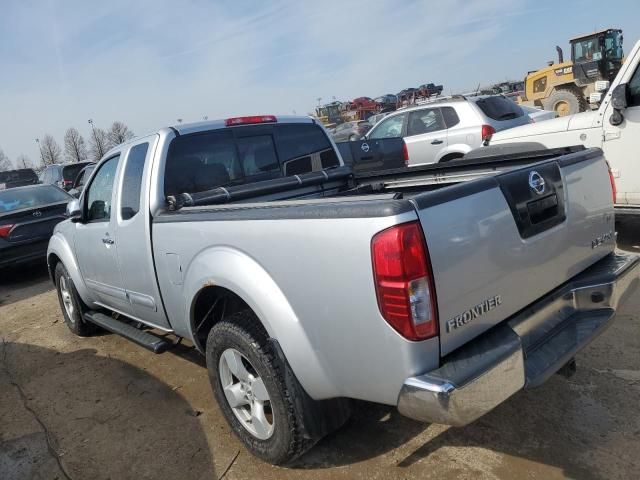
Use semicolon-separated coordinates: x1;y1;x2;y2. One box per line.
47;115;639;465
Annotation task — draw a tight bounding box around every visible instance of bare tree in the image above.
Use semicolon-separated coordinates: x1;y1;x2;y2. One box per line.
0;148;12;171
16;154;33;169
88;127;109;161
41;134;63;165
64;127;88;163
108;121;135;146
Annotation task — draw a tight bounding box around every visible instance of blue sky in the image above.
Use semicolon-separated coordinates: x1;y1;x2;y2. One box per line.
1;0;639;165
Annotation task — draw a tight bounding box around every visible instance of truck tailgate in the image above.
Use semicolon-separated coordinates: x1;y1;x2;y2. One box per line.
413;149;615;356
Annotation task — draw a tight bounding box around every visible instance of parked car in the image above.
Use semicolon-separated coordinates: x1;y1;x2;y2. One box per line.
351;97;377;109
40;161;94;191
365;95;530;165
374;94;397;108
68;163;96;198
48;114;636;466
418;83;443;97
0;184;71;268
331;120;371;141
520;105;558;122
490;39;640;218
0;168;39;190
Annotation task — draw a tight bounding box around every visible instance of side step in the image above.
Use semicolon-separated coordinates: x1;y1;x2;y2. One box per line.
84;312;172;354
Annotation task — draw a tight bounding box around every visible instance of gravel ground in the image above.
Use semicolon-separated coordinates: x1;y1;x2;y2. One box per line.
1;226;639;480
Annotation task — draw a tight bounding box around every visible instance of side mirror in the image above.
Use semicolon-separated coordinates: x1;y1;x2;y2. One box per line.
610;83;628;126
611;83;628;110
66;199;82;223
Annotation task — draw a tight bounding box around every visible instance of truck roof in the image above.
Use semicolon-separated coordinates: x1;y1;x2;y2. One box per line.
172;115;315;136
569;28;621;42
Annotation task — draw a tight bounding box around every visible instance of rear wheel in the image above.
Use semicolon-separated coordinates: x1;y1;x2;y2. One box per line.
54;262;96;337
543;88;588;117
206;310;349;464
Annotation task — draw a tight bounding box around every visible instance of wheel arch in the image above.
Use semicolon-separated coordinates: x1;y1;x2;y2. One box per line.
182;246;337;399
47;233;93;303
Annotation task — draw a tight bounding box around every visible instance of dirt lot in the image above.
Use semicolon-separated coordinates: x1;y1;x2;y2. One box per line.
1;229;640;480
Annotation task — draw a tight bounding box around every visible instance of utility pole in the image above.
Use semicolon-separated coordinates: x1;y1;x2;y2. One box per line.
35;138;45;165
88;118;104;159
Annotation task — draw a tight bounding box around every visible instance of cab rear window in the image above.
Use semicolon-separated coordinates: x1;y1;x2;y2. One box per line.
164;123;339;197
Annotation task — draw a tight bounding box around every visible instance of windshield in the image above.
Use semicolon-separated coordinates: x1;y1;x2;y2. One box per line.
0;185;70;212
0;169;38;183
604;31;624;60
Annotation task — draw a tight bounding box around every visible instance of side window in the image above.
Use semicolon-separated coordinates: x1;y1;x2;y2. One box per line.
441;107;460;128
369;114;406;139
85;156;119;222
120;143;149;220
628;65;640;107
406;109;446;136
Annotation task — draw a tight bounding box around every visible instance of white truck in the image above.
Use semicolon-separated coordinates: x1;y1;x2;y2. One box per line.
490;39;640;217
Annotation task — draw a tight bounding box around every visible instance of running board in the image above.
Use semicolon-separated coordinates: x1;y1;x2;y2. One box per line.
83;312;172;354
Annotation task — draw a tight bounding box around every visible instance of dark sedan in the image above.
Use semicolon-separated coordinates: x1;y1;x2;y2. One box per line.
0;184;72;268
0;168;39;189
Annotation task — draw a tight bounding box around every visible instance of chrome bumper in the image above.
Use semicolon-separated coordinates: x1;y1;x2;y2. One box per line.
397;252;640;427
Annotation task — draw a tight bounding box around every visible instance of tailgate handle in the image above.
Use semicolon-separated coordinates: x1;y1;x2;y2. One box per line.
527;194;559;224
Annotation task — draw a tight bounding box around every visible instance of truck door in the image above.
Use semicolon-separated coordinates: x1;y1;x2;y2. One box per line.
75;155;131;314
114;136;171;330
602;46;640;205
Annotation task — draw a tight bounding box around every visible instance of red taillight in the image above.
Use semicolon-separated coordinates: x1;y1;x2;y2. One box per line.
481;124;496;142
0;224;15;238
402;141;409;166
371;221;438;340
224;115;277;126
63;179;73;186
607;161;617;204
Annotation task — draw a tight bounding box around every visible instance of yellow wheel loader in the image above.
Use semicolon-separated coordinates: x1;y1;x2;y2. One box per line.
519;29;624;116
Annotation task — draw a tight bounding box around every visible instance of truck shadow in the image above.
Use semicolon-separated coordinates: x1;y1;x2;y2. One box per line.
0;260;52;307
295;374;628;480
0;341;216;480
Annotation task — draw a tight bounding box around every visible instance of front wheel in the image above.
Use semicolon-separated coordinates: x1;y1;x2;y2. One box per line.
54;262;96;336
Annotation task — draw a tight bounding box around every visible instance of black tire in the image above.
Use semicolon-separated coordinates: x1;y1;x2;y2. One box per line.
439;153;464;163
54;262;96;337
543;87;588;117
206;310;347;464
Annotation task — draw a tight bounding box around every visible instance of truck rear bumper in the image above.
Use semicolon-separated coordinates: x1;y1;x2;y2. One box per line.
397;251;640;427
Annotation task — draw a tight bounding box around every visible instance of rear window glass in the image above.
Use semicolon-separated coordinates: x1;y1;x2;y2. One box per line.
0;185;70;212
62;163;89;181
474;96;524;121
275;124;337;167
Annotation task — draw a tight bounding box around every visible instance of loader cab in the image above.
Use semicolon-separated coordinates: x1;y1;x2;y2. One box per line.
571;29;624;85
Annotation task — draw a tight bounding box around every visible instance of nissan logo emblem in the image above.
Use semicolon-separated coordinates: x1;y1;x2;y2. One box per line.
32;210;42;217
360;142;370;153
528;171;545;195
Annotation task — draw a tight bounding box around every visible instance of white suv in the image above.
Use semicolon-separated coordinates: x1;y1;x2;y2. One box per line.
365;95;530;166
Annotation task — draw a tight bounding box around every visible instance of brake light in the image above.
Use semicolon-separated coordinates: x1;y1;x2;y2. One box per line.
371;222;438;340
607;161;617;204
481;124;496;142
0;224;15;238
402;141;409;166
224;115;277;126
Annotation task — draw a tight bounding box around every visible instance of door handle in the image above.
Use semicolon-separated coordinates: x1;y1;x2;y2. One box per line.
102;237;115;245
431;139;444;145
